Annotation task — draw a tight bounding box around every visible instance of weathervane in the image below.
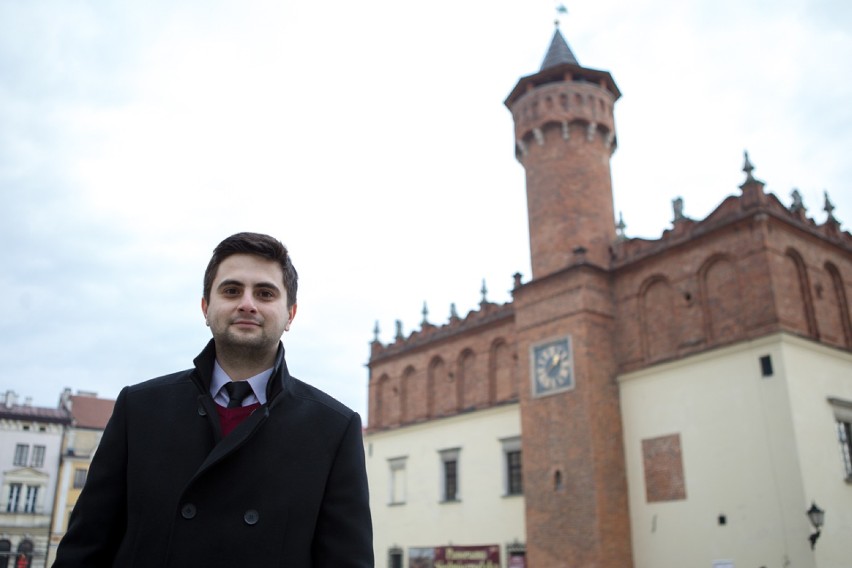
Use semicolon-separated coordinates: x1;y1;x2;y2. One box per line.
555;2;568;27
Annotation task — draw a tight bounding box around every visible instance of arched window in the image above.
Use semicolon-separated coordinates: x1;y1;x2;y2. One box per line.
15;540;33;568
490;339;516;402
639;275;678;361
429;357;456;417
699;254;743;342
784;248;818;338
459;349;480;410
0;539;12;568
825;262;852;347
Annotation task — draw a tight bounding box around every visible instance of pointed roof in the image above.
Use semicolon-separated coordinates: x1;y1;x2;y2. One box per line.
505;28;620;108
540;28;578;70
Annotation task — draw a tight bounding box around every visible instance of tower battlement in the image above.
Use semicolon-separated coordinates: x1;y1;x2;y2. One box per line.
510;78;617;161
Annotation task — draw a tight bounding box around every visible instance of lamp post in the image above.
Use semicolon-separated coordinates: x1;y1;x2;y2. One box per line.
806;502;825;550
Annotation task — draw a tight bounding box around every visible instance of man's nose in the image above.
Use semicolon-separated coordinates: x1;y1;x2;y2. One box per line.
238;293;258;311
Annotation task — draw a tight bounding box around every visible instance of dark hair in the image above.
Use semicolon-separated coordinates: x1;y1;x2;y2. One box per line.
203;232;298;307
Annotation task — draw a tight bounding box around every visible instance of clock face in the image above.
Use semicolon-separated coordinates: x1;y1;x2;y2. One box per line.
530;336;574;397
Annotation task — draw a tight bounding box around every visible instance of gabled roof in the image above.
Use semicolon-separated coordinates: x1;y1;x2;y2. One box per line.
69;394;115;429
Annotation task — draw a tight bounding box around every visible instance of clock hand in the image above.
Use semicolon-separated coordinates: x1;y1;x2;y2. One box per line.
547;354;562;374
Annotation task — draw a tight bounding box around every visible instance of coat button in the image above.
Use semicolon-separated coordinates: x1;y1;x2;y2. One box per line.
181;503;197;519
244;509;259;525
197;405;207;417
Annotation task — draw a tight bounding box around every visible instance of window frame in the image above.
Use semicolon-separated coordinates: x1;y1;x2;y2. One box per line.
13;444;29;467
30;445;46;468
501;436;523;496
829;397;852;481
6;483;21;513
839;420;852;479
439;448;461;503
73;468;88;489
387;457;407;506
23;485;38;514
388;546;403;568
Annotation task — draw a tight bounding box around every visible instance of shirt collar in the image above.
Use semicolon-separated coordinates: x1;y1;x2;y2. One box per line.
210;360;272;407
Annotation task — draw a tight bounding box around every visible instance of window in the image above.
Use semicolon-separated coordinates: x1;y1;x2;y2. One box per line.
838;420;852;478
23;486;38;513
13;444;28;466
6;483;21;513
15;539;33;568
506;451;523;495
73;468;88;489
444;460;458;501
30;445;45;468
439;448;460;502
506;542;526;568
0;538;11;568
501;437;523;496
759;354;773;377
388;457;406;505
388;547;403;568
829;397;852;480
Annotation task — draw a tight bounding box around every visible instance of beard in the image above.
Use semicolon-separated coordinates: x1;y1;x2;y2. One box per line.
210;321;282;364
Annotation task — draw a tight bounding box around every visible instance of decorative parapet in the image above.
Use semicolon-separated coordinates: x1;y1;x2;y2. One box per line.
611;154;851;267
370;301;515;364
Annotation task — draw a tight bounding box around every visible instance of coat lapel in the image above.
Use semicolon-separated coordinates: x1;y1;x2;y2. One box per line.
184;339;290;486
187;404;269;486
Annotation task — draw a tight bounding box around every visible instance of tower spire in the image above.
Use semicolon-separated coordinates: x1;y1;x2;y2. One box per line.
540;26;579;70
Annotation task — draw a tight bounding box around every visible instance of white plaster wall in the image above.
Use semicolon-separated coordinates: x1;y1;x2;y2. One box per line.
0;420;64;514
365;403;525;567
619;333;852;568
782;335;852;568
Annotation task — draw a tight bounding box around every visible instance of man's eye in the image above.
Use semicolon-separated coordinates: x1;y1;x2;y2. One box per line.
257;290;274;299
223;288;240;296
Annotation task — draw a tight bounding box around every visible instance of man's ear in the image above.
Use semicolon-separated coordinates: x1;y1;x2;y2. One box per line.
201;298;209;326
284;303;297;331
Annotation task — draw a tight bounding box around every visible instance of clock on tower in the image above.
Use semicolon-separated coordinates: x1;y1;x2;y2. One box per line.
530;335;574;397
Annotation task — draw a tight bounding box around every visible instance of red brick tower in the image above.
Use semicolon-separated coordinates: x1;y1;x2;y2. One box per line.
505;27;620;277
506;28;633;567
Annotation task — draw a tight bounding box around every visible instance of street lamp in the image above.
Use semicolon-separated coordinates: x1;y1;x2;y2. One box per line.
806;502;825;550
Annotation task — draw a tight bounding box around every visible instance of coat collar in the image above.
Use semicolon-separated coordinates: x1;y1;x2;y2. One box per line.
192;339;291;405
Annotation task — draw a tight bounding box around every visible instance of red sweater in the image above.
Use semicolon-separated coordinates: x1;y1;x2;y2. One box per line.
215;403;261;437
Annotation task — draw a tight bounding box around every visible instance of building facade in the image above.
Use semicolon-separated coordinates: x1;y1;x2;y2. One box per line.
46;390;115;567
365;28;852;568
0;391;70;568
366;403;525;568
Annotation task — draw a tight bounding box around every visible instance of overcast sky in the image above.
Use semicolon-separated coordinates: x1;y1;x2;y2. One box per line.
1;0;850;418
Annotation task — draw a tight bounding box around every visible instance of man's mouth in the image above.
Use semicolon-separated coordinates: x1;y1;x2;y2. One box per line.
232;320;261;327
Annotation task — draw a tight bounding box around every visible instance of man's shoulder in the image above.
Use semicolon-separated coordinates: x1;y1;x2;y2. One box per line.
126;368;196;394
286;376;357;420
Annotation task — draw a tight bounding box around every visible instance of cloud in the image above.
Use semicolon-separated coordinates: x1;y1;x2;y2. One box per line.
1;0;849;417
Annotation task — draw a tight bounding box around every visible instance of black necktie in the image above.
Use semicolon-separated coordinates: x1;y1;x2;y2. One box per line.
224;381;254;408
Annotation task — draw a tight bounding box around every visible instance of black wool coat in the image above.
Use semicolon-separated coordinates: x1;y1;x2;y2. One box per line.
53;340;374;567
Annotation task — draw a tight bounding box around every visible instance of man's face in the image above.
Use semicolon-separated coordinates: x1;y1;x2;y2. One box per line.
201;254;296;357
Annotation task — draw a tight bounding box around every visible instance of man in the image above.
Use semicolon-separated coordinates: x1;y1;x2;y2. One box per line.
53;232;373;567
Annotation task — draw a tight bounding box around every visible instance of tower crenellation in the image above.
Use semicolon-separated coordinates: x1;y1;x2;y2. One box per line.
510;77;617;162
